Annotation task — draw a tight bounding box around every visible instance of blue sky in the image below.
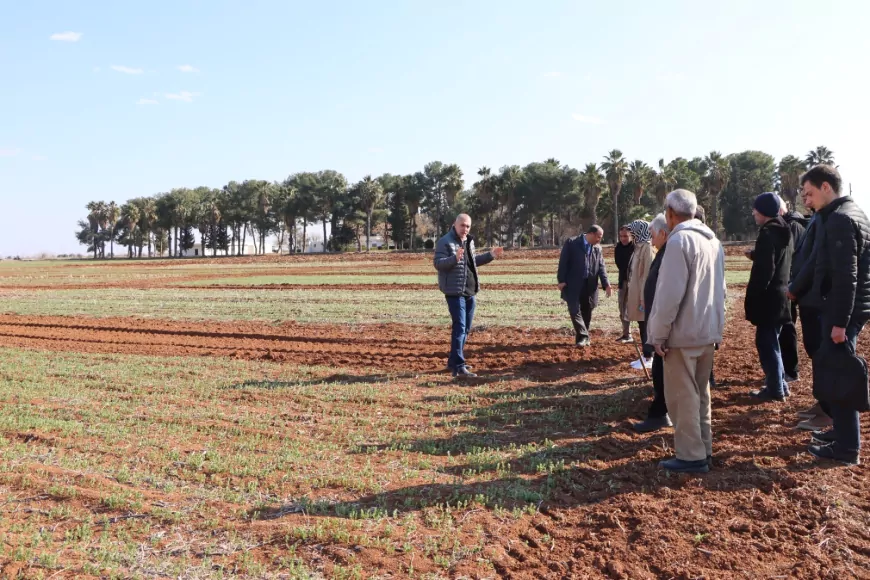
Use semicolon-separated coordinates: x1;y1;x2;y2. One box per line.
1;0;868;255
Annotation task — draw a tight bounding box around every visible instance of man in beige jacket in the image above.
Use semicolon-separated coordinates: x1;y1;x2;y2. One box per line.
648;189;726;474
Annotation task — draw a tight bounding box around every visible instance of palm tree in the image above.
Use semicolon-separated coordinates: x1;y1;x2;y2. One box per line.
357;175;385;252
476;166;494;246
778;155;807;210
806;146;835;167
106;202;120;258
579;163;605;227
85;201;107;258
600;149;628;240
627;160;651;205
701;151;731;236
652;159;677;206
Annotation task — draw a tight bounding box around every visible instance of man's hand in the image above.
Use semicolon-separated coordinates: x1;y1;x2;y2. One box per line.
832;326;847;344
455;247;464;262
654;344;669;357
558;282;567;291
743;249;752;260
605;285;613;298
492;247;504;259
786;290;797;302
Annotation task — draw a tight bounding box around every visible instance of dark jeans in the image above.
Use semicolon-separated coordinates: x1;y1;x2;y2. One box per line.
567;294;593;343
648;354;667;418
818;318;864;453
446;295;476;370
637;321;654;358
756;324;787;398
780;303;799;378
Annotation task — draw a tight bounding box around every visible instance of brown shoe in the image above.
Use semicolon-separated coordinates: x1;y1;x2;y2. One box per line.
797;403;823;420
797;414;833;431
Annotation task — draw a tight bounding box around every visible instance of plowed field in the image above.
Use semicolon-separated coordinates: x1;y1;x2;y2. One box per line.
0;248;867;579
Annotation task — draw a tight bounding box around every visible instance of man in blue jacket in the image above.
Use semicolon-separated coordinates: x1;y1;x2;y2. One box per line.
434;214;503;378
557;225;612;346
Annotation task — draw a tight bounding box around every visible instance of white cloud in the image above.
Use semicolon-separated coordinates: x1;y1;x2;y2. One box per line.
572;114;605;124
367;147;384;154
93;66;101;73
0;148;21;157
111;65;144;75
165;91;200;102
542;71;563;78
50;32;82;42
136;98;159;105
31;155;48;161
177;65;199;73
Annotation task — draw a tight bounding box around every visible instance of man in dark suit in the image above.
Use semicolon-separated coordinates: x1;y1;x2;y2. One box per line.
557;225;612;346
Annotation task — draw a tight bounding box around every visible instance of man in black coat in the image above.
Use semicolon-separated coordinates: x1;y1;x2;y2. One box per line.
614;226;634;342
557;225;612;346
788;190;828;430
779;202;808;380
800;165;870;466
745;192;794;402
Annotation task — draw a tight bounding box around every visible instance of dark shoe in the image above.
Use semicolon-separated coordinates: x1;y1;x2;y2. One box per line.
617;335;634;344
811;429;837;445
453;367;478;379
798;403;823;419
633;415;673;433
750;389;785;402
784;374;799;383
446;365;472;372
576;337;591;347
659;457;710;474
797;414;833;431
808;444;860;466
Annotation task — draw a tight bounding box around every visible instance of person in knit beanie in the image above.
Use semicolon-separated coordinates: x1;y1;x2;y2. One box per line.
745;192;794;402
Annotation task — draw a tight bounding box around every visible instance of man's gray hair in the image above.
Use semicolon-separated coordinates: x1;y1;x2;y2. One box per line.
665;189;698;218
650;213;669;235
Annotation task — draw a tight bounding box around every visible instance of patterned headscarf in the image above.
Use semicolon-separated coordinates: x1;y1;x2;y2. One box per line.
627;220;651;244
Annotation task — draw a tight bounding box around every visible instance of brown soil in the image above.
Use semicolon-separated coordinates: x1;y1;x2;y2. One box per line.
4;245;868;579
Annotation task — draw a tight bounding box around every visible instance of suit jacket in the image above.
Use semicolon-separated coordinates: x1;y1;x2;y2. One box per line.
557;235;610;308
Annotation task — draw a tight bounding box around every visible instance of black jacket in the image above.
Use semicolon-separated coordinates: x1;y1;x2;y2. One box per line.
745;217;793;326
788;213;819;307
434;229;495;296
614;242;634;289
643;243;666;318
558;235;610;308
783;211;808;250
811;196;870;328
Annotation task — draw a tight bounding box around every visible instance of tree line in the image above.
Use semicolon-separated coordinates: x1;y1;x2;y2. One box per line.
75;146;837;259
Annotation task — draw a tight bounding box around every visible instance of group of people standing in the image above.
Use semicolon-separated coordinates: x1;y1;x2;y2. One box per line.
434;164;868;470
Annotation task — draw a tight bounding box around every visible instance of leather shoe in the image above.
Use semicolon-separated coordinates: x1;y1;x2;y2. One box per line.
453;367;478;379
750;388;785;402
808;444;859;466
659;457;710;473
796;414;833;431
797;403;823;419
633;415;673;433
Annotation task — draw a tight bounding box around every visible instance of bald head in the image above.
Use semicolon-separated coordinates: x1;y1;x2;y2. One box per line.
454;214;472;240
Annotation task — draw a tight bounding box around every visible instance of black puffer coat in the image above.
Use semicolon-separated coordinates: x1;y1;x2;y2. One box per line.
745;217;793;326
811;196;870;327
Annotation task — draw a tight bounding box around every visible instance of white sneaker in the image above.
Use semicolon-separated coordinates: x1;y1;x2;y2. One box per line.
631;357;653;370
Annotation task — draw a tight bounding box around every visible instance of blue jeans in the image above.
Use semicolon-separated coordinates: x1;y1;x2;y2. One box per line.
756;324;787;398
446;295;476;370
820;318;864;453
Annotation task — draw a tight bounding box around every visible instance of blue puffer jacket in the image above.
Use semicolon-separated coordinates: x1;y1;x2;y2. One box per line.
433;228;495;296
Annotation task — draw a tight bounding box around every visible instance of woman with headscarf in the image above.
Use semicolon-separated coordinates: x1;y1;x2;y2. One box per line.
633;214;671;432
625;219;655;369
